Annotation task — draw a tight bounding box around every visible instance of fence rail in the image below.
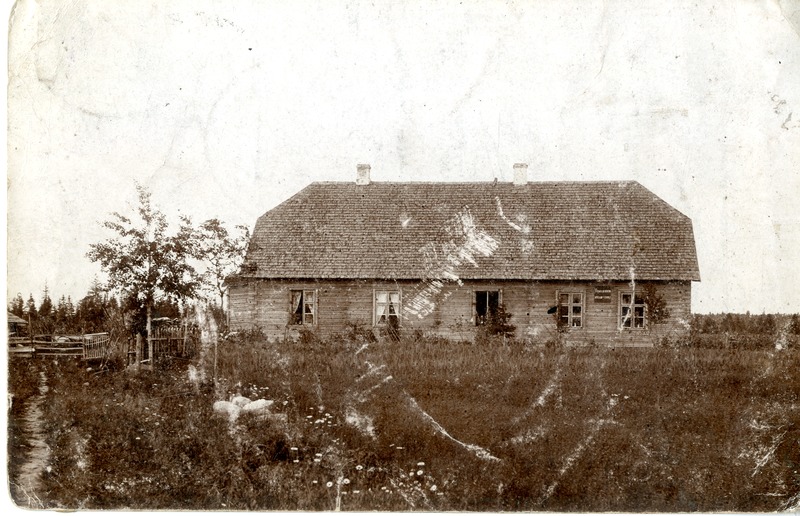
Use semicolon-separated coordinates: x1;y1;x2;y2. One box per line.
8;333;112;360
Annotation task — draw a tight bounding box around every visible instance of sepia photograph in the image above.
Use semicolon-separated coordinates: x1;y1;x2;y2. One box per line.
5;0;800;511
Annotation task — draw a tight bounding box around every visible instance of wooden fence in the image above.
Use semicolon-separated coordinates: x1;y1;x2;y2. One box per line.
129;325;198;365
8;333;112;360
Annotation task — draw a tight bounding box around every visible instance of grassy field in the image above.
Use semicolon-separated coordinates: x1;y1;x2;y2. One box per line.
8;332;800;511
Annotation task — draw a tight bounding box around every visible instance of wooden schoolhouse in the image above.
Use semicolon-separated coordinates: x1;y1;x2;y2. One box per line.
227;164;700;345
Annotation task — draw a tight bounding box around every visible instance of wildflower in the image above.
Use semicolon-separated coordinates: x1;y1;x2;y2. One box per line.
294;459;300;463
315;453;323;457
430;485;437;492
314;458;321;463
417;461;425;467
290;446;298;451
312;480;318;484
416;470;424;476
326;481;333;488
353;490;360;494
342;478;350;485
355;465;363;471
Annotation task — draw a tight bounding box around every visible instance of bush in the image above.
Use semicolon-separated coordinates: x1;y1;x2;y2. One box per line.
475;304;516;345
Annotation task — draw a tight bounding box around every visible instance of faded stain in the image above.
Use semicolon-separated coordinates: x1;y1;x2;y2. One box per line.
406;206;498;319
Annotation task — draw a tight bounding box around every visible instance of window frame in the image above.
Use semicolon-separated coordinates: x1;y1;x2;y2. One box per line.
474;289;502;326
619;291;646;330
373;289;401;327
556;290;585;330
289;289;317;326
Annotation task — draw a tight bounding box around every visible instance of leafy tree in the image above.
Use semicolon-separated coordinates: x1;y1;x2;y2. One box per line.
192;218;250;308
87;183;198;356
75;290;107;334
789;314;800;335
757;313;776;335
642;284;670;325
477;304;516;344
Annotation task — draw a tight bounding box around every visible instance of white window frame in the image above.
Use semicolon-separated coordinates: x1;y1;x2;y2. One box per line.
289;289;317;326
373;290;401;327
557;291;585;329
619;291;646;330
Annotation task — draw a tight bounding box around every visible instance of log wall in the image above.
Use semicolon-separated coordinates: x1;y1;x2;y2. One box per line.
228;278;692;346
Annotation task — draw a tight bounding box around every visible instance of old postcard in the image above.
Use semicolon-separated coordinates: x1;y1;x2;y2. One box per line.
6;0;800;511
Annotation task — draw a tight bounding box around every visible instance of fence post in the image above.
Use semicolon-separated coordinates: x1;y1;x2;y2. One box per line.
135;333;142;370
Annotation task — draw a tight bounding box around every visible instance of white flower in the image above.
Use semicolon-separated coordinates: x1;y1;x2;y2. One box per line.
416;470;424;476
430;485;437;492
326;481;333;488
343;478;350;485
355;465;363;471
417;462;425;467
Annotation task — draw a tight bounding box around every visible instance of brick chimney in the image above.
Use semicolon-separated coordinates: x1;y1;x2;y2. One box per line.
513;163;528;185
356;164;371;185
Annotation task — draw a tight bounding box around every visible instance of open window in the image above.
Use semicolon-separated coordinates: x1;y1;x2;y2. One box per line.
374;290;400;327
475;290;500;326
290;289;316;325
620;292;645;329
557;292;584;329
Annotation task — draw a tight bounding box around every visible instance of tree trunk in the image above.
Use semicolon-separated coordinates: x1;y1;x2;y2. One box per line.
147;303;153;368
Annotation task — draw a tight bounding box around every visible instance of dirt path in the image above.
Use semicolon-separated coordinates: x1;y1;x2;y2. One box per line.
10;370;51;508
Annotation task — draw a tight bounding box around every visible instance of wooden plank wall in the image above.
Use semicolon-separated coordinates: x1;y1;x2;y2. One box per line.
228;278;692;346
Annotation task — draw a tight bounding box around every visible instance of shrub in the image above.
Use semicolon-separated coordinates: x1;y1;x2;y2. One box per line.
475;304;516;345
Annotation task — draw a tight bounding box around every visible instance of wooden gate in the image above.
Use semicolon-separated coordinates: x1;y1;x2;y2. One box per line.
129;325;198;365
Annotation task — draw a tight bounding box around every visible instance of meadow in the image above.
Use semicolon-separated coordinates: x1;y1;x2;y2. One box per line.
8;330;800;511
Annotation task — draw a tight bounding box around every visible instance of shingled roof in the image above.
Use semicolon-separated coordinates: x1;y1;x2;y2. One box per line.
238;181;700;282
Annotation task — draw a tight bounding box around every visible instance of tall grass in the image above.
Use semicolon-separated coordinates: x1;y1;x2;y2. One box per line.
11;334;799;511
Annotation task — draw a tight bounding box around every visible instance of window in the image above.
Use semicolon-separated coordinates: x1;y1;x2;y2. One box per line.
475;290;500;326
290;289;316;325
374;290;400;326
620;292;645;329
557;292;584;329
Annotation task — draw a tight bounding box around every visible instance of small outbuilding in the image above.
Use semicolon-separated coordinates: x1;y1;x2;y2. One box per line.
7;312;29;344
227;164;700;346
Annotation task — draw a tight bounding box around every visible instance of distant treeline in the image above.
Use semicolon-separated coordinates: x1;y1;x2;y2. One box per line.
7;281;182;337
690;312;799;335
687;312;800;350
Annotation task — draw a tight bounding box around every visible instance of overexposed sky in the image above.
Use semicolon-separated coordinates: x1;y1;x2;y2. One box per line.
6;0;800;313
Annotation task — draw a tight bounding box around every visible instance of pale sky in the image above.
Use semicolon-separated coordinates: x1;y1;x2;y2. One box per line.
5;0;800;314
